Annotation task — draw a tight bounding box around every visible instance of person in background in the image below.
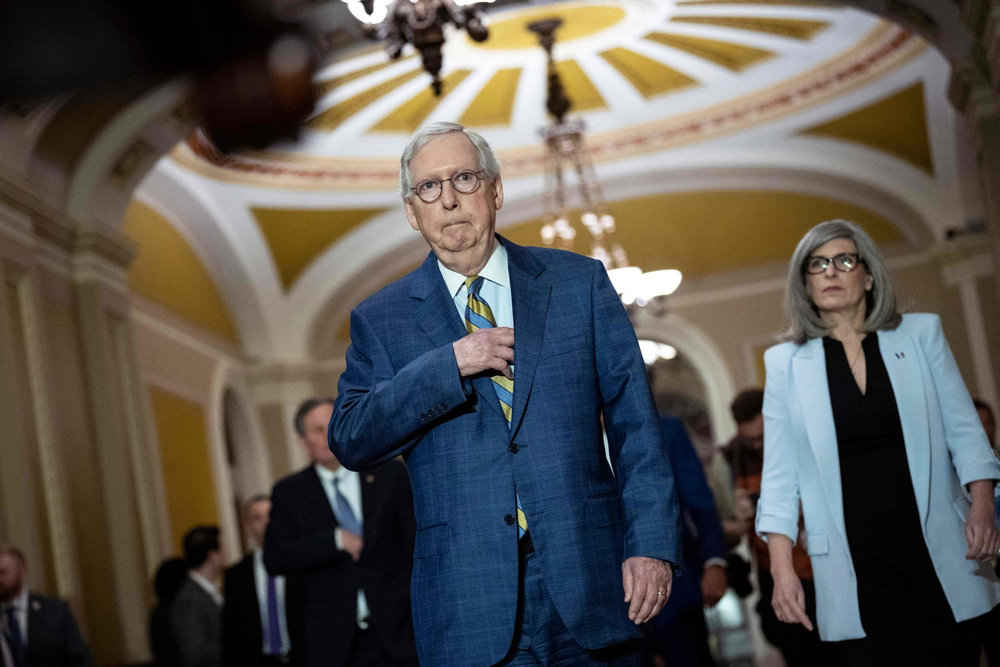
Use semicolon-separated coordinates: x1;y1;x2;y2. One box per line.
644;416;727;667
264;398;417;667
149;557;188;667
724;389;823;665
758;219;1000;665
0;544;92;667
223;494;304;666
170;526;224;667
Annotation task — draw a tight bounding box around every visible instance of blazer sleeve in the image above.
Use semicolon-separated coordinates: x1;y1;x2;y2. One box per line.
592;262;680;564
330;305;472;470
915;314;1000;486
756;345;802;542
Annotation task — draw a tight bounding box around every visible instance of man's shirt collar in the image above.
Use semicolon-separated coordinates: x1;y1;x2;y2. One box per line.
437;239;509;297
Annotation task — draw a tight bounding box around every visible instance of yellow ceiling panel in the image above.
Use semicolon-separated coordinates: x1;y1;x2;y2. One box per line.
459;68;523;127
122;201;240;343
470;4;626;50
307;68;424;132
555;59;607;111
372;69;473;133
501;190;903;278
315;56;416;98
644;32;774;71
677;1;835;5
598;47;698;98
801;82;933;174
670;16;828;39
252;207;390;290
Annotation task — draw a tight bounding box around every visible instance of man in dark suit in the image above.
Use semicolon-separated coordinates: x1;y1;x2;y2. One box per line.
0;545;92;667
330;122;680;665
170;526;224;667
223;495;304;666
264;398;417;667
645;417;728;667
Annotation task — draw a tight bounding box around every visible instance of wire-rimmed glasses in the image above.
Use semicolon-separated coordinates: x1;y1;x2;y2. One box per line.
804;252;863;275
411;169;484;203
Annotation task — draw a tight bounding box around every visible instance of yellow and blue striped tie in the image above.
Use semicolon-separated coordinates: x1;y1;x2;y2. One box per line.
465;275;527;537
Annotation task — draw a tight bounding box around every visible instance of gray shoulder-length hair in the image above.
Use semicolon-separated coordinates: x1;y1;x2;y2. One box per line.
399;121;501;200
784;219;901;344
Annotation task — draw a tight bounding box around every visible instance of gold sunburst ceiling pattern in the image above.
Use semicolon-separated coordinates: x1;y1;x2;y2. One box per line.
173;1;925;191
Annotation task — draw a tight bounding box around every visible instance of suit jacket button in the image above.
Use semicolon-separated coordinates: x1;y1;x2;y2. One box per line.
504;514;515;525
508;443;519;453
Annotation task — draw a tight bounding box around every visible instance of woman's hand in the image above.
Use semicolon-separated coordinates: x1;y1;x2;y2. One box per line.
771;567;814;630
765;532;815;631
965;480;1000;561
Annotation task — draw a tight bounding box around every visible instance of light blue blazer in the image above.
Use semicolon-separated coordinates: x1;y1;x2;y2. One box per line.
756;313;1000;641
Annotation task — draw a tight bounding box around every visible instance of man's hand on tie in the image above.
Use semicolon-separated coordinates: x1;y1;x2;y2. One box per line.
453;327;514;379
622;556;673;624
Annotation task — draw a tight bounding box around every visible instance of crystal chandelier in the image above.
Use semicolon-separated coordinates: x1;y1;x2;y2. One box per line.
528;19;681;307
342;0;492;95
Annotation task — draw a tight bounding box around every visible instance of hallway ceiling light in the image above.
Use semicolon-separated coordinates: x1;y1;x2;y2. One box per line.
343;0;493;94
530;17;681;308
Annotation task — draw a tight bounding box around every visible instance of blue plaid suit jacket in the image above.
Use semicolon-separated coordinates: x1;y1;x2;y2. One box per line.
331;236;680;665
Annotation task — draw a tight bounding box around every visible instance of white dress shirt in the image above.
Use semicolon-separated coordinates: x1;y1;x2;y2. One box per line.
253;548;290;655
438;241;513;330
315;464;370;628
189;571;224;607
1;587;29;655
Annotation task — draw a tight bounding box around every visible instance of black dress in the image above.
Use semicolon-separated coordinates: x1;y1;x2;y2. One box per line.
823;334;983;666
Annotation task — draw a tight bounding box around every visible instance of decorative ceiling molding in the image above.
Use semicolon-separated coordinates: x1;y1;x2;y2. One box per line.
173;20;923;190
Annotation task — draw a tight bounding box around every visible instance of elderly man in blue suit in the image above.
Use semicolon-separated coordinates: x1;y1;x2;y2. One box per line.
330;122;680;666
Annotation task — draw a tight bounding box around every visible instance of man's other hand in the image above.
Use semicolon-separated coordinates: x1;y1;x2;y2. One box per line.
701;564;727;607
453;327;514;378
622;556;673;624
341;530;363;561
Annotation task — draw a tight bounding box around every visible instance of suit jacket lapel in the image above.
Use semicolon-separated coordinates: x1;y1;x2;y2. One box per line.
305;466;339;527
792;338;848;541
878;327;931;525
504;238;550;437
410;250;506;421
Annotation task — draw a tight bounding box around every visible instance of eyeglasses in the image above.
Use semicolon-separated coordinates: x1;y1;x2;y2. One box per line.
803;252;863;275
411;169;484;203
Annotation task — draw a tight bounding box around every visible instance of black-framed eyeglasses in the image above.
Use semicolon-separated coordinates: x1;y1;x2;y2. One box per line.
411;169;484;203
803;252;863;275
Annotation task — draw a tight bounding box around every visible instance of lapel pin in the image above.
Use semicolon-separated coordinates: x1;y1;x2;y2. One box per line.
31;600;41;611
365;474;375;484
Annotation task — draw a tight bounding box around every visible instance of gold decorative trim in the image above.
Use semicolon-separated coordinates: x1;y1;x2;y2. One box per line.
459;68;523;127
307;67;425;132
372;69;473;132
644;32;774;71
671;15;828;39
598;47;698;98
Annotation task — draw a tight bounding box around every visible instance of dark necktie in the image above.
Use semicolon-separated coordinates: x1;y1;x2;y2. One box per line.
332;476;363;535
265;575;282;655
464;276;527;537
3;605;26;667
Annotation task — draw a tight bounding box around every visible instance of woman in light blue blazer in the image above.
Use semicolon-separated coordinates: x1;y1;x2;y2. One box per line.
756;219;1000;665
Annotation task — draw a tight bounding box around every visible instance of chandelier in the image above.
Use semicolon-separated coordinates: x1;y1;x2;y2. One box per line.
528;19;681;307
342;0;492;95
